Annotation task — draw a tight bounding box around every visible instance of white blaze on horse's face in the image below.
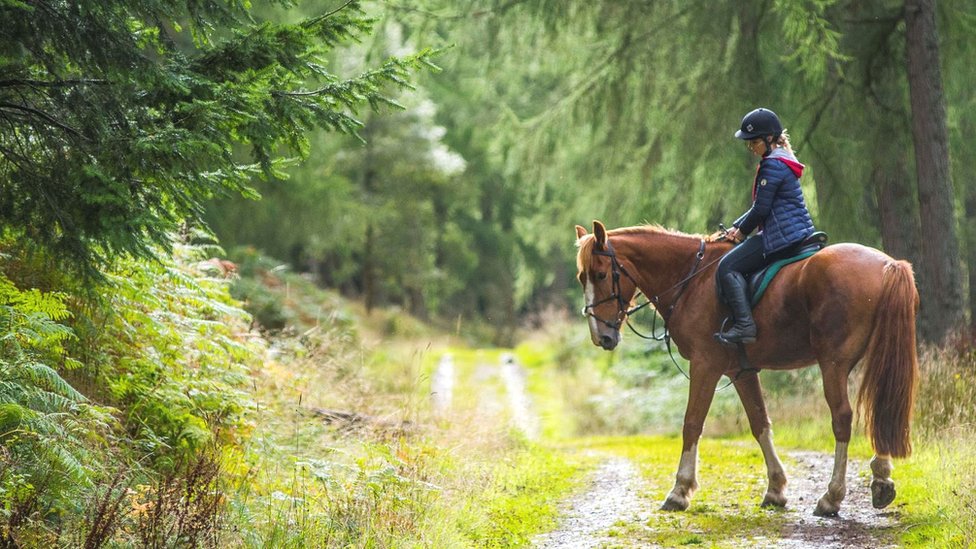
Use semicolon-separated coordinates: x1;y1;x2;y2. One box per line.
583;267;622;351
584;279;599;337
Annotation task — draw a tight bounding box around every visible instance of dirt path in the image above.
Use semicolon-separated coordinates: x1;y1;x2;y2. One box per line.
436;352;897;547
533;455;653;549
768;451;898;548
533;448;898;548
499;353;539;440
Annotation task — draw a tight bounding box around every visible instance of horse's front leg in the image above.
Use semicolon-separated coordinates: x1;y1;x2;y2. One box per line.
732;371;788;507
662;362;723;511
814;362;855;517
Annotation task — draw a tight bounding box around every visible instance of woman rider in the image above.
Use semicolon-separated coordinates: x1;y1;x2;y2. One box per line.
715;108;815;345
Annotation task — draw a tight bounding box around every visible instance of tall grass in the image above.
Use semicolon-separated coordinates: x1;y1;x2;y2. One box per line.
217;254;585;547
897;344;976;547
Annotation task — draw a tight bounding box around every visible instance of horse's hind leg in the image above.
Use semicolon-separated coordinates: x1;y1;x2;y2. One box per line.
814;360;855;517
870;455;896;509
733;372;787;507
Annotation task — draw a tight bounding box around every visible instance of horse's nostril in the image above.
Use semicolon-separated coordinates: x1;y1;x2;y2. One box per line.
599;335;614;349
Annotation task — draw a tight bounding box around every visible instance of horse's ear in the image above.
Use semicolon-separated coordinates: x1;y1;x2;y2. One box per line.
593;220;607;249
575;225;588;239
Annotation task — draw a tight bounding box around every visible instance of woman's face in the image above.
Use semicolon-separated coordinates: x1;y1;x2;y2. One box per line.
746;137;765;156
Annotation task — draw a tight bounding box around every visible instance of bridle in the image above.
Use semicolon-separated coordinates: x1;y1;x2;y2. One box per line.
582;237;715;379
580;240;639;331
582;238;710;332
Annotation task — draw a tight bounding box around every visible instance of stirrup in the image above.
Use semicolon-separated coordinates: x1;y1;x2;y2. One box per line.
714;317;756;345
714;331;756;346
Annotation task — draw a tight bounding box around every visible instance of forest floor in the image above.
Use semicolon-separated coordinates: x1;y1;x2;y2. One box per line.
437;350;902;548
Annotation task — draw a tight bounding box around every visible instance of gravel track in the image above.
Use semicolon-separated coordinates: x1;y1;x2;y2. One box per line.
765;450;898;548
533;456;652;549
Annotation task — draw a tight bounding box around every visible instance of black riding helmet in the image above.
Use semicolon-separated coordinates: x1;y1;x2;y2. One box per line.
734;108;783;140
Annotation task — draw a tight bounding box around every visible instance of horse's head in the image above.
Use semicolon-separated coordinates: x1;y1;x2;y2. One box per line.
575;220;639;351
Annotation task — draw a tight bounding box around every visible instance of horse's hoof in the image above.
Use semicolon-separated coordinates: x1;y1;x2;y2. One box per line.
661;495;690;511
813;497;840;517
871;479;896;509
761;491;787;508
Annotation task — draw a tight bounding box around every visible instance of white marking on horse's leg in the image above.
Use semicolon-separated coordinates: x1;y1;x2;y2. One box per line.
814;441;848;516
870;454;896;509
676;445;697;486
827;441;849;499
758;428;787;507
871;454;893;478
662;444;698;510
584;280;599;337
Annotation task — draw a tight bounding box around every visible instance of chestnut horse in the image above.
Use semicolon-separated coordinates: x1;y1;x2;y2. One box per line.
575;221;918;516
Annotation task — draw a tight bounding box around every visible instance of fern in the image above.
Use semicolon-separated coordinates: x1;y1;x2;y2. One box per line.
87;239;257;465
0;273;98;521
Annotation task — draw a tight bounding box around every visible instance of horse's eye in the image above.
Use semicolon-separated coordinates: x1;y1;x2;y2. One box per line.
596;272;607;281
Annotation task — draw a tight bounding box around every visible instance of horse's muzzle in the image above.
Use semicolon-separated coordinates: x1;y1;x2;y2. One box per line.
599;333;619;350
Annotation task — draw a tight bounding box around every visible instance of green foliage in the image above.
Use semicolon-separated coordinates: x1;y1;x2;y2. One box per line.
209;38;475;321
773;0;850;87
226;246;356;334
85;239;258;466
0;273;109;522
0;0;434;279
0;237;261;542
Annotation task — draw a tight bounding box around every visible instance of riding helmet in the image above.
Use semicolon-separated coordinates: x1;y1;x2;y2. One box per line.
734;108;783;140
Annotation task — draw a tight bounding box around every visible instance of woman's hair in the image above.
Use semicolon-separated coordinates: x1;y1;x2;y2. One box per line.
775;129;794;154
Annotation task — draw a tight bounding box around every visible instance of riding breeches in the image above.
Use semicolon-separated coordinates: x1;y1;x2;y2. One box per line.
717;235;803;280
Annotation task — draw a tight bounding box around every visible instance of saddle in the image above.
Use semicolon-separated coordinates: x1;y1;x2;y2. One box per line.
747;231;828;306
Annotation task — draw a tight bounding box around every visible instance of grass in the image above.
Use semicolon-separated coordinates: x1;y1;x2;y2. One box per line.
573;436;788;548
221;259;976;547
886;345;976;548
220;319;590;547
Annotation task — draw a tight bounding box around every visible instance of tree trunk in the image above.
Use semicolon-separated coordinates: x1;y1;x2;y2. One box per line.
904;0;963;344
966;187;976;337
874;148;919;263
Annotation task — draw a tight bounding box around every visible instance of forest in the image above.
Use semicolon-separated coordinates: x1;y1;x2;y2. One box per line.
2;0;976;547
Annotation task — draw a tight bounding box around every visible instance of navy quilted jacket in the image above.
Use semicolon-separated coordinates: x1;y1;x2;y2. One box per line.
733;148;815;254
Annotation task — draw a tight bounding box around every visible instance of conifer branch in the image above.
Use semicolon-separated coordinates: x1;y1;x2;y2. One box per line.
799;78;843;149
0;79;109;88
522;3;695;131
303;0;358;28
381;0;528;20
0;102;84;138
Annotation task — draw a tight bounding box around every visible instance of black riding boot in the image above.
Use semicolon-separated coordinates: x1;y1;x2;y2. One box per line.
715;272;757;345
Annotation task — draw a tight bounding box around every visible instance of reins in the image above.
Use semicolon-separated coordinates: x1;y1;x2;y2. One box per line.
627;240;713;382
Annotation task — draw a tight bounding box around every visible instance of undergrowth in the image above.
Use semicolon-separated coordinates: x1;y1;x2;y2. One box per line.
0;238;259;546
8;236;974;547
214;252;586;546
896;344;976;548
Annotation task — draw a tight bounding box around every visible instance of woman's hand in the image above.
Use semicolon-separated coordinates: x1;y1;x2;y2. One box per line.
726;227;744;243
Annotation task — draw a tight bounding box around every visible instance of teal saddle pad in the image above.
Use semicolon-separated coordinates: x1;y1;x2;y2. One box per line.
747;232;829;306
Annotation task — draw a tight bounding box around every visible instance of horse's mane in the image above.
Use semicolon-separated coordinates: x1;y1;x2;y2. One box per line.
575;224;707;272
611;224;702;239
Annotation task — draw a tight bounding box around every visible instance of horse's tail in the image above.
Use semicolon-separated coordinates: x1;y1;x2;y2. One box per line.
857;260;919;458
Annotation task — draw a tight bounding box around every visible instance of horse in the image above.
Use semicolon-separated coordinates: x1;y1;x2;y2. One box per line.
574;220;918;516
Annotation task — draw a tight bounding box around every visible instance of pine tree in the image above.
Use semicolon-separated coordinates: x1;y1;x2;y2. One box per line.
0;0;434;279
